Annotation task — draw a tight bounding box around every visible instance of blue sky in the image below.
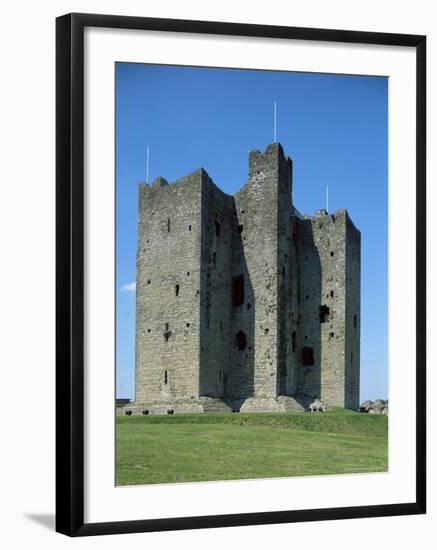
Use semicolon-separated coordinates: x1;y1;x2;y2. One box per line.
116;63;388;402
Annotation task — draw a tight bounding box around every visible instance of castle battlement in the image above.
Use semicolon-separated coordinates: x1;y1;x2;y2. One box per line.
129;143;360;415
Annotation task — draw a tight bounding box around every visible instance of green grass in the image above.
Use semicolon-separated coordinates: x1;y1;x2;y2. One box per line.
116;410;388;486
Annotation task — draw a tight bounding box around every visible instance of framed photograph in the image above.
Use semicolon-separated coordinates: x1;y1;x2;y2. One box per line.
56;12;426;536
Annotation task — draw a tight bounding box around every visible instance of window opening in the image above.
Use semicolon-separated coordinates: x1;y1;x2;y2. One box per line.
319;305;330;323
302;347;314;366
292;331;297;352
232;274;245;306
235;331;247;351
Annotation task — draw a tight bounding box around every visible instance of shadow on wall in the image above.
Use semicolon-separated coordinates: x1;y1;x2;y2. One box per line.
226;198;255;409
295;219;322;406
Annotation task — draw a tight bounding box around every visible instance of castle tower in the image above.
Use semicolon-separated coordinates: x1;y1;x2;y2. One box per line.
135;171;205;413
135;168;236;413
295;209;361;409
229;143;302;412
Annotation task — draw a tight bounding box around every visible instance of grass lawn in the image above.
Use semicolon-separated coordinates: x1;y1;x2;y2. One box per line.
116;409;388;486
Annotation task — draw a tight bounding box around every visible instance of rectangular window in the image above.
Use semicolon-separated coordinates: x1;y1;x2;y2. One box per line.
215;220;221;237
302;347;314;366
232;274;245;306
319;304;330;323
167;218;170;232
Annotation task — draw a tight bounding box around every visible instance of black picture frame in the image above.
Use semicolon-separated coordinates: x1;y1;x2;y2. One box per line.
56;12;426;537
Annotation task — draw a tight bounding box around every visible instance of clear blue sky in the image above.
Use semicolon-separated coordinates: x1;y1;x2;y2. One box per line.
116;63;388;402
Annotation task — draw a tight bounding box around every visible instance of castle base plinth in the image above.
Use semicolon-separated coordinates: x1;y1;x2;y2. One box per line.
116;397;232;416
239;396;305;413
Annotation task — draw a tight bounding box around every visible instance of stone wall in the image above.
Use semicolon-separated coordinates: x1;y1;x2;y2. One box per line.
294;209;361;408
231;144;288;409
135;172;203;408
295;216;323;402
344;216;361;409
199;173;234;399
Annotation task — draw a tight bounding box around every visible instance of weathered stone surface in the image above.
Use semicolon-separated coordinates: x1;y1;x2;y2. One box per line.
128;143;361;415
240;396;305;413
359;399;388;415
309;399;326;412
360;400;374;412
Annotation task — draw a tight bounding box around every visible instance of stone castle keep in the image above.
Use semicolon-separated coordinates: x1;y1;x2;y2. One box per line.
128;143;360;414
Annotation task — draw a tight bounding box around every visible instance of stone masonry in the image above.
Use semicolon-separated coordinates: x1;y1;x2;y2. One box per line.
121;143;360;415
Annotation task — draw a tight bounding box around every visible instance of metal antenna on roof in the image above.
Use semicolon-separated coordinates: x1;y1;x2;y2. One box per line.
326;185;329;213
273;100;277;143
146;145;150;184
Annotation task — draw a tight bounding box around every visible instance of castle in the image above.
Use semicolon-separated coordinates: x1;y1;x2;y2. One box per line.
126;143;360;415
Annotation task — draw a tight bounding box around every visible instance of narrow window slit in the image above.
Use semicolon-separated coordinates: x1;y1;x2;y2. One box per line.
235;331;247;351
232;274;245;306
292;331;297;352
319;305;330;323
